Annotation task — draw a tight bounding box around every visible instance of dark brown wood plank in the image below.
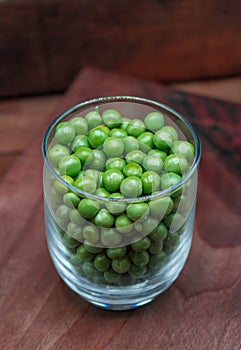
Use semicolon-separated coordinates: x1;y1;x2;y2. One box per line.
0;94;61;151
0;94;62;178
0;68;240;350
0;0;241;97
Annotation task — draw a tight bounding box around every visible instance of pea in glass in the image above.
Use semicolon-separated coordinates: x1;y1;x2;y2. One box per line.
42;96;201;310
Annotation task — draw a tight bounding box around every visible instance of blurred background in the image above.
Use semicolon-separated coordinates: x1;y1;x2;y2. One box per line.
0;0;241;177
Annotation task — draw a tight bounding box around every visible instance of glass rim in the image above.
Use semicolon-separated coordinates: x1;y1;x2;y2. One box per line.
42;95;201;202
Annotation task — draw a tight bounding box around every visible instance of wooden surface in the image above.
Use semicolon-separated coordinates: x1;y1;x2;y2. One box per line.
0;68;241;349
0;95;62;178
1;0;241;97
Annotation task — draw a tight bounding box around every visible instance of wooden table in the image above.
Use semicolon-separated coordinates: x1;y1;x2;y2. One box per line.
0;68;240;350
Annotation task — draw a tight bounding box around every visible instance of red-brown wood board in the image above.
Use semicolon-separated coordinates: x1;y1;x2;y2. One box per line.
0;68;240;350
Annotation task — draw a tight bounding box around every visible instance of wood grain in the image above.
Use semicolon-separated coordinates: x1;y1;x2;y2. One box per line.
0;94;62;179
0;68;240;350
0;0;241;97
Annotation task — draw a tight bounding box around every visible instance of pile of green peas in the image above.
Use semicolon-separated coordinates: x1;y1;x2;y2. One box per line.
47;108;195;286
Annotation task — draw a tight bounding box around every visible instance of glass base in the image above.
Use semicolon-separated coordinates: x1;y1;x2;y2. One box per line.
44;201;194;310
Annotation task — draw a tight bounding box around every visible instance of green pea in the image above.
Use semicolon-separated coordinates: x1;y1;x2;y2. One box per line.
84;169;100;182
128;265;147;279
125;150;145;165
94;187;110;198
69;208;85;225
83;225;99;244
160;172;182;190
164;212;185;232
53;175;74;194
58;155;81;178
144;112;164;131
172;140;195;162
70;117;88;135
143;155;163;173
133;222;143;232
112;256;131;273
85;149;106;170
85;110;102;129
105;157;126;171
103;137;124;157
148;240;163;254
126;119;146;137
78;198;100;218
84;243;103;254
100;125;111;135
161;126;178;142
148;251;167;269
115;213;133;234
102;109;122;129
98;172;104;187
102;169;124;192
148;149;167;162
105;193;126;215
101;228;122;246
94;209;115;228
63;192;80;208
153;128;173;150
76;244;94;262
55;216;68;231
164;232;179;246
141;171;161;194
88;126;108;148
48;144;70;165
104;268;121;284
150;222;168;241
123;163;143;178
172;194;190;214
123;136;140;153
55;204;70;223
55;122;75;144
56;121;68;132
120;176;142;198
141;216;159;235
69;254;83;266
106;246;127;259
129;250;149;267
83;261;101;278
66;222;83;241
54;178;68;196
120;117;131;131
109;128;127;138
74;147;92;166
126;203;149;221
74;175;97;194
71;135;90;152
149;196;173;218
164;154;189;175
62;232;79;248
94;253;111;272
137;131;154;151
131;237;151;252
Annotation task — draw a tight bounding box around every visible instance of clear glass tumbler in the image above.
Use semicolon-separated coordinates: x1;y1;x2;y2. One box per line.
42;96;201;310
